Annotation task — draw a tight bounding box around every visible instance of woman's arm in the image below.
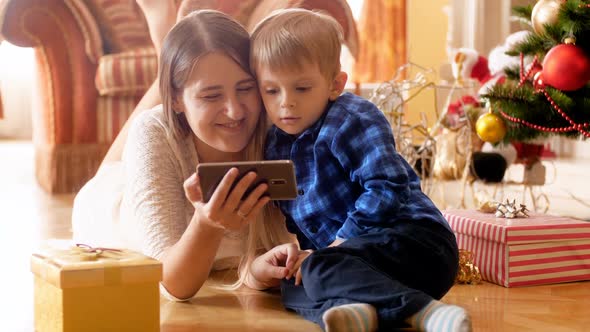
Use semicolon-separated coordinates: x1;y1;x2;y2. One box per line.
120;110;226;299
165;170;271;297
159;212;225;299
121;112;272;298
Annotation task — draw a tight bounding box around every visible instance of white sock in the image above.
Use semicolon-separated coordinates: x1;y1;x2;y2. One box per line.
406;300;472;332
322;303;378;332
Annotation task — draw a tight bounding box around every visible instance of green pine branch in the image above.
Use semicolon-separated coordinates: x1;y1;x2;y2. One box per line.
482;83;590;142
481;0;590;142
512;5;533;19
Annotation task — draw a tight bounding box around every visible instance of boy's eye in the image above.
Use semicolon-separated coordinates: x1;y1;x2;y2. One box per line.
296;86;311;92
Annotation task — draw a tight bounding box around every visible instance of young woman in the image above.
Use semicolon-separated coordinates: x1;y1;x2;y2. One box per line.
72;10;293;300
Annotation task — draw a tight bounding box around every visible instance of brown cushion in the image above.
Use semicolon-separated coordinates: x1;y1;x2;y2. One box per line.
247;0;359;59
95;47;157;97
85;0;152;53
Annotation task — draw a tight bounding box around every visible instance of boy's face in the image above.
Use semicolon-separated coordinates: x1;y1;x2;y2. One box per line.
257;61;337;136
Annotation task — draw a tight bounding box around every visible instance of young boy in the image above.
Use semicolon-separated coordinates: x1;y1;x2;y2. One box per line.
250;9;472;332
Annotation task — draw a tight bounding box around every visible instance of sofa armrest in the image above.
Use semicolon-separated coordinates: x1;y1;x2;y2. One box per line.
1;0;103;62
0;0;103;144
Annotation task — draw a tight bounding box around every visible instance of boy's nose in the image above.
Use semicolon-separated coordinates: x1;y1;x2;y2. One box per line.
280;97;296;109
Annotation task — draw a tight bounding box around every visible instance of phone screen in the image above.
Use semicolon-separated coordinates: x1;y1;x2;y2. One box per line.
197;160;298;202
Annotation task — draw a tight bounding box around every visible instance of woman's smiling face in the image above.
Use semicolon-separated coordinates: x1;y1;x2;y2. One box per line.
178;52;262;154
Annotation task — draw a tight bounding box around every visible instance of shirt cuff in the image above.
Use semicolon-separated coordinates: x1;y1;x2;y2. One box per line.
336;219;362;240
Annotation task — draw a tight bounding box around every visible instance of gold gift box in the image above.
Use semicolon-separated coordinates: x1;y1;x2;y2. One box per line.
31;244;162;332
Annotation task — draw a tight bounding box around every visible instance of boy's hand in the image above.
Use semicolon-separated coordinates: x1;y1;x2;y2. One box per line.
286;238;344;285
248;243;300;290
329;238;345;247
286;249;314;286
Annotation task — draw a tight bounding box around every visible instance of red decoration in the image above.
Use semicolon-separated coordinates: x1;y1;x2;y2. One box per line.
533;71;546;91
541;43;590;91
518;54;542;88
528;64;543;83
498;51;590;139
513;142;545;166
470;56;493;84
447;95;479;116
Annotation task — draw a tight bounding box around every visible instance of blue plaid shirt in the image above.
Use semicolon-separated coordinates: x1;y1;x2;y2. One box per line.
265;93;450;250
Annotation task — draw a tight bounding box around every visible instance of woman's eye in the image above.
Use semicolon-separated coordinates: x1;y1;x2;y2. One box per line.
201;94;221;101
264;89;278;95
237;86;255;93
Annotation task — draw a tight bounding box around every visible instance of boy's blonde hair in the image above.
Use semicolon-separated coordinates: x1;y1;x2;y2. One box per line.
250;8;343;80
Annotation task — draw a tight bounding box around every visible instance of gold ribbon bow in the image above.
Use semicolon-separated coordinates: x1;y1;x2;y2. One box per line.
56;243;124;263
455;249;482;285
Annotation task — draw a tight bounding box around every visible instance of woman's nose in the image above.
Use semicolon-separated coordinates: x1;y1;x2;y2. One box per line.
225;96;244;119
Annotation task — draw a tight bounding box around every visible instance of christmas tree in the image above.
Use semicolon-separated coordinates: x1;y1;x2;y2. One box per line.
480;0;590;143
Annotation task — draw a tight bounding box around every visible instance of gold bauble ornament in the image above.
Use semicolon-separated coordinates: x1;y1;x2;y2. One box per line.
531;0;563;34
475;112;506;144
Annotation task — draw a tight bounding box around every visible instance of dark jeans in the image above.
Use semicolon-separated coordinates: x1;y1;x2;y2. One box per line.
280;220;459;331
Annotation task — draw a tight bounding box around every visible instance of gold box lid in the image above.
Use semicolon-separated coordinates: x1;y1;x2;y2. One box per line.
31;243;162;289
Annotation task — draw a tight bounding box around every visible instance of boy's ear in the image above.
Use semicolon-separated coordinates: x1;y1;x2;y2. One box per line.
329;71;348;101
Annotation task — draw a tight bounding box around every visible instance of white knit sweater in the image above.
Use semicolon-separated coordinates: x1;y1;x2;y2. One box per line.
72;106;246;268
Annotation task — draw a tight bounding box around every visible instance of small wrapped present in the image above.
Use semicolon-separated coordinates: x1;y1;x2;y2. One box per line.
31;243;162;332
443;209;590;287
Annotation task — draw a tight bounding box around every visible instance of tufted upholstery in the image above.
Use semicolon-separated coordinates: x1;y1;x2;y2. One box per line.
0;0;358;193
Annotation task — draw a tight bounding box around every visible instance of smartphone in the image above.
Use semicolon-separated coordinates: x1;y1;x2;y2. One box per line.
196;160;298;203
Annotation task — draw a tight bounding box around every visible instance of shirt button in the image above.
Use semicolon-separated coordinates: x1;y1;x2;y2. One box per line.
309;225;318;233
298;189;305;195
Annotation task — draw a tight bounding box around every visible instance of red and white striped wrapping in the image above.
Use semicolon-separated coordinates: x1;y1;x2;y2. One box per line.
443;209;590;287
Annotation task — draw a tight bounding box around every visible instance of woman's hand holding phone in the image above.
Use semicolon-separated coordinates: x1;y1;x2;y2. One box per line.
183;168;270;231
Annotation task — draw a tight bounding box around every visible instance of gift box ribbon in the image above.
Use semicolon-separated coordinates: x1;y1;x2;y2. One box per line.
32;244;161;288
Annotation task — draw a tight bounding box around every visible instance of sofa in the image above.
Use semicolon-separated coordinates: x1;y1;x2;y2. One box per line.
0;0;358;194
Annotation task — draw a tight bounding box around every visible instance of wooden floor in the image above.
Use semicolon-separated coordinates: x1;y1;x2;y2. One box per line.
2;140;589;332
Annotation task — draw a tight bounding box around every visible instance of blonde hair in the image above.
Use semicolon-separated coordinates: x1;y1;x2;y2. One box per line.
250;8;343;81
159;10;294;289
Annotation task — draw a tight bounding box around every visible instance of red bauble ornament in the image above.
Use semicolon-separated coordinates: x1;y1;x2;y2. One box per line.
542;43;590;91
528;64;543;81
533;71;545;91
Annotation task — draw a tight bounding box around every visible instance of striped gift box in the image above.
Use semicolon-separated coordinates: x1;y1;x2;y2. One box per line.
443;209;590;287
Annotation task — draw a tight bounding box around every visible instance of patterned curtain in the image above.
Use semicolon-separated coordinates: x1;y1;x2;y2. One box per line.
352;0;406;83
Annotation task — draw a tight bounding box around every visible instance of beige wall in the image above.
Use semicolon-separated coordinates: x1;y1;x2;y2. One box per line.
0;43;34;139
406;0;449;129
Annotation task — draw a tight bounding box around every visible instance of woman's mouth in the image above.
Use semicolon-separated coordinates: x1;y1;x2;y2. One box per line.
218;120;244;131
